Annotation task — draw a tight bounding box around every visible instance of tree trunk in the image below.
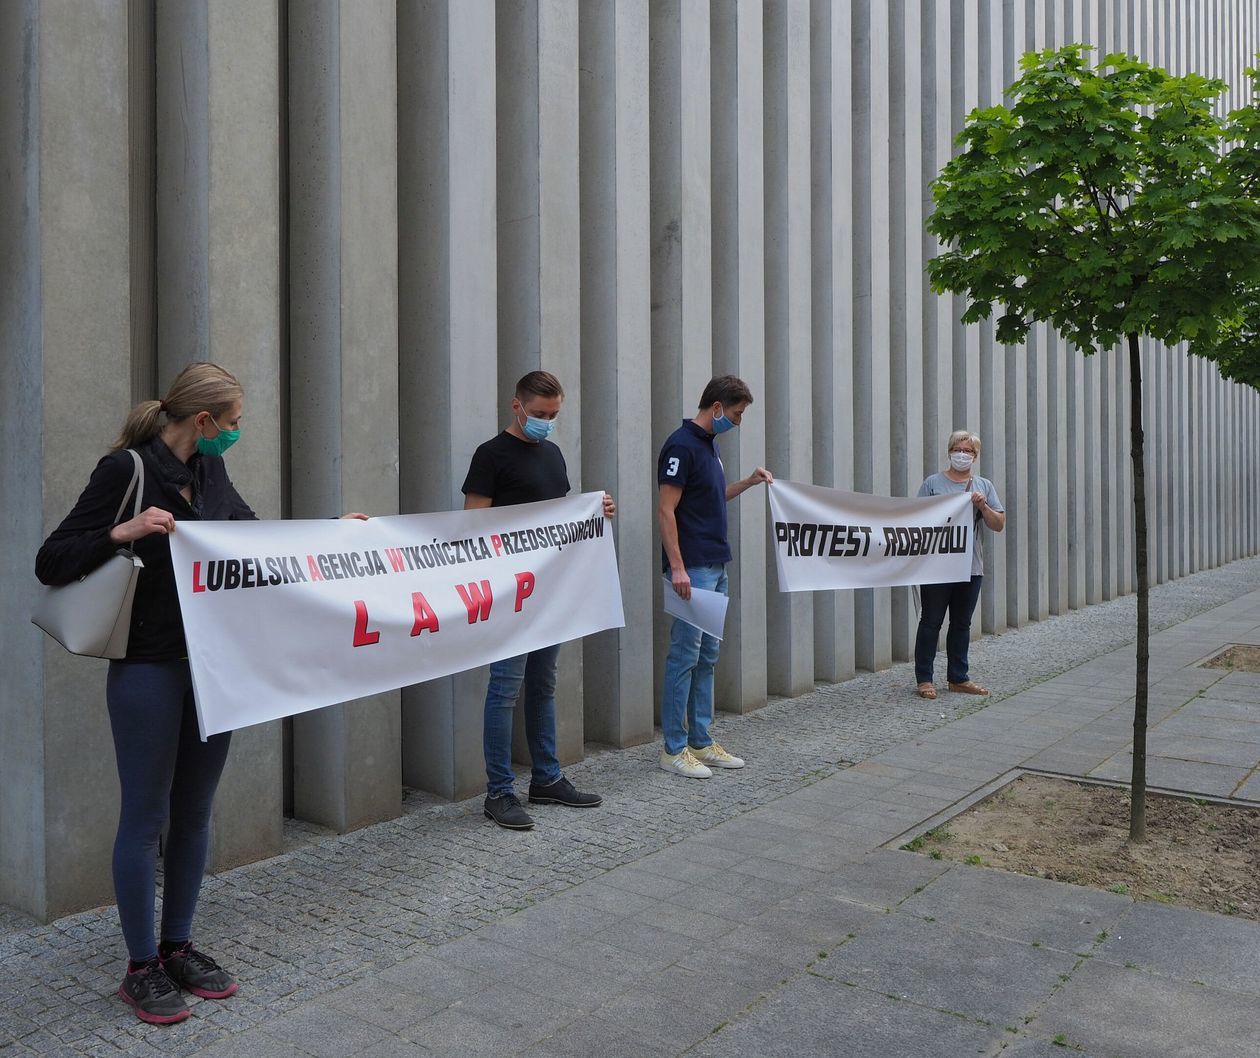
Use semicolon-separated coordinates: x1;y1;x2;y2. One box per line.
1128;332;1150;843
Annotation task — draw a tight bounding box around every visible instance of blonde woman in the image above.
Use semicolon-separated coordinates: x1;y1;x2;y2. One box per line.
914;430;1005;700
36;363;364;1024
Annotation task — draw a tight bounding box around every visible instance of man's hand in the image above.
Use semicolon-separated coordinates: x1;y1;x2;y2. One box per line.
603;493;616;519
746;466;774;487
671;567;692;601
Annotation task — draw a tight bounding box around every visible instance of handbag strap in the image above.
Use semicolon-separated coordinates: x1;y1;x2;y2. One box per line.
112;450;145;528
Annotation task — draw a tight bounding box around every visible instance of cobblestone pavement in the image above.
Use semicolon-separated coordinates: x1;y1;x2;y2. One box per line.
3;556;1260;1057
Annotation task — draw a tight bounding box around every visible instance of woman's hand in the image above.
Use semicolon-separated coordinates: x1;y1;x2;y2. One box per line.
602;493;616;519
340;512;370;520
109;506;176;545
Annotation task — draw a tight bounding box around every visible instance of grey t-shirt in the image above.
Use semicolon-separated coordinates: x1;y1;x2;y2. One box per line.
917;472;1004;577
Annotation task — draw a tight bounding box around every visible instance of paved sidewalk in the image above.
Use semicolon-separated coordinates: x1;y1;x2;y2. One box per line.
3;558;1260;1057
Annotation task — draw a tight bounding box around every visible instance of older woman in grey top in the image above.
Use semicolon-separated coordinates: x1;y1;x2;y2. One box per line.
914;430;1006;700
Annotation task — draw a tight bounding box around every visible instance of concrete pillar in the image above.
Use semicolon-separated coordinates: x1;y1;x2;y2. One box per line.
713;0;771;710
888;0;925;659
649;0;714;705
496;0;586;767
764;0;814;695
853;0;892;672
0;0;133;920
578;0;655;748
287;0;402;832
397;0;500;800
154;0;285;871
810;0;855;683
978;0;1008;635
922;0;954;499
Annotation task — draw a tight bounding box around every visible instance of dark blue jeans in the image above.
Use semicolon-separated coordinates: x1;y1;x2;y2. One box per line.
106;660;232;962
914;575;984;685
482;644;562;798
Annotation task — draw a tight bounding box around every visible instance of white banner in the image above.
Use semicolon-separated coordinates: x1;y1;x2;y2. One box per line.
169;493;624;738
768;480;974;592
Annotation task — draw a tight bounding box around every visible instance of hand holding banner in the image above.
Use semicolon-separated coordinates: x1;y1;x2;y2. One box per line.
169;493;624;738
768;480;973;592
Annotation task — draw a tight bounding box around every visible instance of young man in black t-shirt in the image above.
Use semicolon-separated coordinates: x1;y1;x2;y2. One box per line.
463;370;614;830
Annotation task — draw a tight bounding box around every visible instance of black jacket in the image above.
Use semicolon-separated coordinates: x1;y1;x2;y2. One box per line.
35;435;257;662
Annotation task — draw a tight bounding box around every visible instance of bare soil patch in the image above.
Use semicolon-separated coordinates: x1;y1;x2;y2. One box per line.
905;773;1260;920
1202;643;1260;672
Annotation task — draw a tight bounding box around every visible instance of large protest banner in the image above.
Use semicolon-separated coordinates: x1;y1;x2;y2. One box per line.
768;480;974;592
169;493;624;738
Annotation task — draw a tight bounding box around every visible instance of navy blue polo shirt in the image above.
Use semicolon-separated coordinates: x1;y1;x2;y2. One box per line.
658;419;731;570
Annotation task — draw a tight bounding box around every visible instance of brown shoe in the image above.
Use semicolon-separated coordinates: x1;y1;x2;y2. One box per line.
916;682;937;700
948;680;989;695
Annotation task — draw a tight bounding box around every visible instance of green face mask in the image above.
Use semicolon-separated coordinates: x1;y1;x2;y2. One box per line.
196;416;241;457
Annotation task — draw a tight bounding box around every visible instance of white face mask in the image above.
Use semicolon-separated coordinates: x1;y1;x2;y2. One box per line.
949;451;974;472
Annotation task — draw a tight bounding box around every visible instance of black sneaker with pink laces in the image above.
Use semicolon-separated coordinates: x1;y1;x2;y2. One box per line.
118;958;190;1024
160;941;238;999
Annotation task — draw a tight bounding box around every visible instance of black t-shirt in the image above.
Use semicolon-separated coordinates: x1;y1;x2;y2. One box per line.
462;431;570;506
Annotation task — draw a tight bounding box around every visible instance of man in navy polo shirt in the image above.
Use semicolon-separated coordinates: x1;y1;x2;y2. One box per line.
657;375;772;778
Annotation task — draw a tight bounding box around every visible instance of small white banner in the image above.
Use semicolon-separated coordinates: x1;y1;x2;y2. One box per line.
661;576;729;640
768;480;974;592
169;493;625;738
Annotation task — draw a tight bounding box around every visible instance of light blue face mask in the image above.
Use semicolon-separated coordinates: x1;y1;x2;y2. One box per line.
522;414;557;442
711;409;737;435
196;416;241;457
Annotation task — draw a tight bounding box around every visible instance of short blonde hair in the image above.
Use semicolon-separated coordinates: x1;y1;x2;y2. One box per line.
946;430;981;457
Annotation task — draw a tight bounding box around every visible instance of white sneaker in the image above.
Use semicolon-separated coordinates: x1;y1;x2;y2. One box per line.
691;742;744;769
659;747;713;778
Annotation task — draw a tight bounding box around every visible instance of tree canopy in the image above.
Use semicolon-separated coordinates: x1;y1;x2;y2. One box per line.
926;44;1260;381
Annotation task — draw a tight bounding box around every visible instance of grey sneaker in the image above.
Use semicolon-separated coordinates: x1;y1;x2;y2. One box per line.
484;792;535;830
161;941;238;999
118;959;190;1025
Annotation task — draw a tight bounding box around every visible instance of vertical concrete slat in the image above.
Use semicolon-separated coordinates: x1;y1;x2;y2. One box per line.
811;0;856;683
398;0;500;800
649;0;715;708
1;0;132;920
764;0;814;694
579;0;655;748
497;0;586;767
155;0;285;870
853;0;892;671
888;0;925;658
713;0;770;711
288;0;402;832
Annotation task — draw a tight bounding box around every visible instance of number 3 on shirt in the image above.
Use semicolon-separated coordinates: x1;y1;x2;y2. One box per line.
666;456;680;477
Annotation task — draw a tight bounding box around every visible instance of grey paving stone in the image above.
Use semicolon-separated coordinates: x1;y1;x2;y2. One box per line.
188;1031;311;1058
355;1038;432;1057
1095;902;1260;995
393;1007;516;1055
742;899;883;950
995;1036;1104;1057
1029;957;1260;1058
514;1013;674;1058
589;963;765;1052
692;972;1003;1058
323;978;450;1031
817;913;1077;1027
373;953;493;1004
1144;732;1260;766
260;1004;389;1058
1233;771;1260;801
809;849;951;911
1089;753;1249;796
898;863;1132;953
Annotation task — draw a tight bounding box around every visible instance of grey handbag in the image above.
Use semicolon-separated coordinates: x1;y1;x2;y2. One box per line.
31;449;146;659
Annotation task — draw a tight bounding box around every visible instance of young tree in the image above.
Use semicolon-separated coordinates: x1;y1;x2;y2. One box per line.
926;46;1260;841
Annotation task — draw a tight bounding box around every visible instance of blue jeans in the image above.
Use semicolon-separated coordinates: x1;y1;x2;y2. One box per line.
106;660;232;962
915;575;984;685
660;564;727;755
483;643;562;797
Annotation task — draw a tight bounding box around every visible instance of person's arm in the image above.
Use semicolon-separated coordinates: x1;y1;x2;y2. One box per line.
464;493;493;511
725;466;774;501
657;484;690;600
35;452;171;586
971;483;1006;532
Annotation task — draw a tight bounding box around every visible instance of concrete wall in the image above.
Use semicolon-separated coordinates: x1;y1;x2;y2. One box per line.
3;0;1260;920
